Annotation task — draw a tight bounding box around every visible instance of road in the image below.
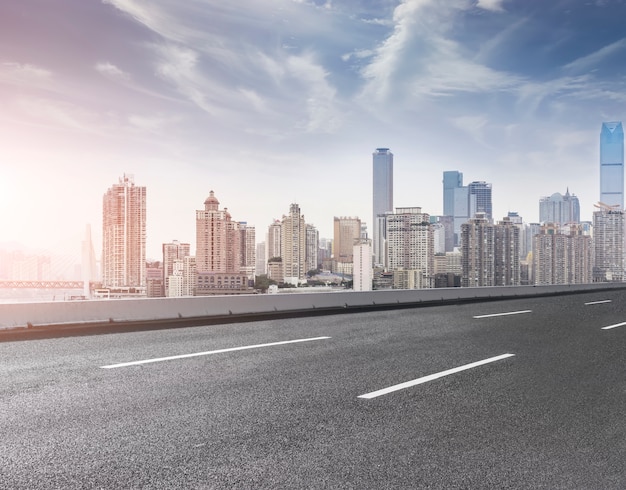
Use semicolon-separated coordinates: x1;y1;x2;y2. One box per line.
1;290;626;489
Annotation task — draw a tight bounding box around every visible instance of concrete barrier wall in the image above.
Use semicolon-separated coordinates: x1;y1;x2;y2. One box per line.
2;283;626;331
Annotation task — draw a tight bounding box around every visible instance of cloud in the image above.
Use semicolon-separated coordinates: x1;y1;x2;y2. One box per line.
360;0;522;103
476;0;507;12
562;38;626;74
0;62;52;86
95;62;131;82
286;53;340;132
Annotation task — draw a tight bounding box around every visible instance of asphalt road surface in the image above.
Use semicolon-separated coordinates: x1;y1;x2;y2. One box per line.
2;290;626;489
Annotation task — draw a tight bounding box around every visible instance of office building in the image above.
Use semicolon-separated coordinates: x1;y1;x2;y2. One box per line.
281;203;307;285
373;148;393;266
539;190;580;226
593;206;625;282
385;207;434;288
145;261;163;298
442;171;492;247
468;181;492;220
102;174;146;289
333;217;362;266
600;122;624;208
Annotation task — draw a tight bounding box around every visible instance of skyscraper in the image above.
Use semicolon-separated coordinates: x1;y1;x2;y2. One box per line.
195;191;240;274
195;191;248;295
373;148;393;266
468;181;492;220
461;214;520;287
102;174;146;289
443;171;463;217
593;206;624;282
305;224;319;273
442;171;493;247
281;203;307;285
162;240;190;296
533;223;592;285
539;189;580;226
600;121;624;208
333;217;362;264
353;239;373;291
385;207;434;288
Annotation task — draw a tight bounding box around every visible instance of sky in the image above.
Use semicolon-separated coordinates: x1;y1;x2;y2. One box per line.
1;0;626;264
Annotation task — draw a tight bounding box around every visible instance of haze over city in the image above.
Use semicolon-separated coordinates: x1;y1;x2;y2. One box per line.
2;0;626;262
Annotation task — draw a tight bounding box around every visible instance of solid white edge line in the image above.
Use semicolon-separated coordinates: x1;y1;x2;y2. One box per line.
601;322;626;330
358;353;515;399
473;310;532;319
585;300;612;305
100;336;331;369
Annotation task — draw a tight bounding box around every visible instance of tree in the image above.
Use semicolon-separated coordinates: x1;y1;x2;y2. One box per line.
254;274;276;291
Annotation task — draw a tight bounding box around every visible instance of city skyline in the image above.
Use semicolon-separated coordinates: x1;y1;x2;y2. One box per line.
2;1;626;261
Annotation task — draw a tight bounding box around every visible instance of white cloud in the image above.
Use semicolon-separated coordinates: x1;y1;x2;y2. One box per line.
563;38;626;74
360;0;521;103
476;0;506;12
95;62;130;82
286;53;340;132
0;62;52;85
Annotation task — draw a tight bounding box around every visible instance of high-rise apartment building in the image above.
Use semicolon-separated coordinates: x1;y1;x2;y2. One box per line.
461;214;520;287
195;191;248;294
373;148;393;266
494;217;520;286
196;191;240;273
593;207;624;282
385;207;434;288
306;224;319;273
281;203;307;285
102;174;146;289
255;242;266;276
239;222;256;281
600;122;624;208
353;238;373;291
162;240;190;296
461;214;495;287
539;190;580;226
266;219;282;264
533;223;592;285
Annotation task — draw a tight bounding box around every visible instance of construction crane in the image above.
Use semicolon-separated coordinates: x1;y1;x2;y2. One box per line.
594;201;622;211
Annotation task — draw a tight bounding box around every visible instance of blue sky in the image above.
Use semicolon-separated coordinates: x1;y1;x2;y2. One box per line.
1;0;625;262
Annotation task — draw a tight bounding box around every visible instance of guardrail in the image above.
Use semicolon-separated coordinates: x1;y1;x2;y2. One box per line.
2;283;626;340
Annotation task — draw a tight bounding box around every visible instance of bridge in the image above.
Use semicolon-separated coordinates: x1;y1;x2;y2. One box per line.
0;280;92;289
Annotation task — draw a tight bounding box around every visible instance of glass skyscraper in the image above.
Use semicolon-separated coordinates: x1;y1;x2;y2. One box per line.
600;121;624;209
372;148;393;266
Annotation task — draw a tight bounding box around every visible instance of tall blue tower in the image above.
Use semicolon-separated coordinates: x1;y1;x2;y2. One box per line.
372;148;393;266
600;122;624;209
